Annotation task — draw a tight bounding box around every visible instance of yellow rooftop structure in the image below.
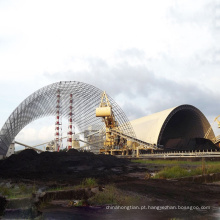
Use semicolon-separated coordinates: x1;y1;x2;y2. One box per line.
130;104;215;148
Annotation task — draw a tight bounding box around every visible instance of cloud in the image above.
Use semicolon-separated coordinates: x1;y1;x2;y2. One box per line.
42;52;220;122
167;0;212;24
1;0;220;142
16;122;54;145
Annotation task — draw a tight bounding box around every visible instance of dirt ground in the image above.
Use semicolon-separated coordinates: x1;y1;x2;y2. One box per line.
115;177;220;206
1;149;220;210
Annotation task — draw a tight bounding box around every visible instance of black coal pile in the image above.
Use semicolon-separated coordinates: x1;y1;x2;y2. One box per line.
0;196;7;215
0;149;129;181
164;138;219;151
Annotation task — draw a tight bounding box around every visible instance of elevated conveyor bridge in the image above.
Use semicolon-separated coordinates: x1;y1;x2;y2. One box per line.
110;129;158;150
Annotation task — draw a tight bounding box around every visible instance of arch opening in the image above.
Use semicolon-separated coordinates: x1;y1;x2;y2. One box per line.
158;105;215;150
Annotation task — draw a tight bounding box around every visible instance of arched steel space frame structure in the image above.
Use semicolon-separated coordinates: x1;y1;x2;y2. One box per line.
0;81;136;155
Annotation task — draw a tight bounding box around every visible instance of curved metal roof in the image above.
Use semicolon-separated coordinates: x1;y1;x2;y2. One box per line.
0;81;135;155
130;104;215;146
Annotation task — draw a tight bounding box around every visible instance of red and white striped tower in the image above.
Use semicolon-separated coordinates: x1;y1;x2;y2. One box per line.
55;90;60;151
67;94;73;150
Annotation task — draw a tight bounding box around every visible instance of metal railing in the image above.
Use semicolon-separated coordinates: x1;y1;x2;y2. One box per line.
138;149;220;158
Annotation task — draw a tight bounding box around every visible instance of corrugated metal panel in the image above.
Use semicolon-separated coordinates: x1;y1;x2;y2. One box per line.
130;105;215;147
130;107;175;144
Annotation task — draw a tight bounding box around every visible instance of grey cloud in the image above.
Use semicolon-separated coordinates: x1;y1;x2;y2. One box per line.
146;79;218;117
43;54;220;121
167;1;213;25
115;48;146;60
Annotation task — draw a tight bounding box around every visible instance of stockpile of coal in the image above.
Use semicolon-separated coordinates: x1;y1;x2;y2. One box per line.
0;149;129;181
164;138;219;151
0;196;7;215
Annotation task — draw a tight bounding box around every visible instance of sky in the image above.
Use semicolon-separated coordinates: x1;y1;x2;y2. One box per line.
0;0;220;149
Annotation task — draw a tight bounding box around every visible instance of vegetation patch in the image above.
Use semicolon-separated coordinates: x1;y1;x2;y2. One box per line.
0;184;36;199
154;164;220;179
88;184;139;206
133;159;220;167
80;178;98;188
133;159;198;166
48;178;98;192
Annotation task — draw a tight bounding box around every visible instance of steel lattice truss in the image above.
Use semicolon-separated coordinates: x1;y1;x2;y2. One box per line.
0;81;136;155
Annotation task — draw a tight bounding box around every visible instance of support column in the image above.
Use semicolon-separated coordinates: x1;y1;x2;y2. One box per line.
67;94;73;150
136;146;139;157
6;141;15;157
55;90;60;152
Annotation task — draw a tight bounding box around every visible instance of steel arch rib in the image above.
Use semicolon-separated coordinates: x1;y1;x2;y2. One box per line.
0;81;135;155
